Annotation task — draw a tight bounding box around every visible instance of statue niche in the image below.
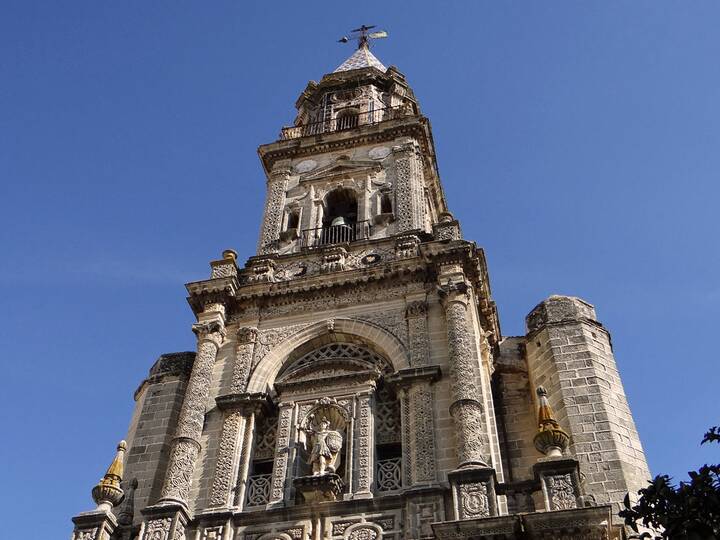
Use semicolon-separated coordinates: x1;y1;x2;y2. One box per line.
293;400;349;502
301;415;343;476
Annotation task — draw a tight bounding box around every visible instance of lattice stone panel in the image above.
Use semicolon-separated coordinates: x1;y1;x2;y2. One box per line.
246;474;272;506
376;458;402;492
286;343;391;374
253;415;278;461
375;386;401;444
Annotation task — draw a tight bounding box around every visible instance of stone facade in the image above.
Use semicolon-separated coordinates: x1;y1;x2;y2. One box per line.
71;41;650;540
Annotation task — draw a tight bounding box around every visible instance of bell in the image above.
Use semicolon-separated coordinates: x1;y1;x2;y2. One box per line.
331;216;350;227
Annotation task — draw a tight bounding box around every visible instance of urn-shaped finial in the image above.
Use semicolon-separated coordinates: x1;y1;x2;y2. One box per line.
533;387;570;458
91;440;127;511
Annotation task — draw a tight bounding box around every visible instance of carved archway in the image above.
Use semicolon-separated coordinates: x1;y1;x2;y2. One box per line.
246;318;410;394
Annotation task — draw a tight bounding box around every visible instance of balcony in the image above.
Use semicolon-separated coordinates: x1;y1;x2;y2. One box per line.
299;221;370;248
280;105;413;140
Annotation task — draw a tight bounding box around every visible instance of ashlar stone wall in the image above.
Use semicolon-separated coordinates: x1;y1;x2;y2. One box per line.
524;295;650;515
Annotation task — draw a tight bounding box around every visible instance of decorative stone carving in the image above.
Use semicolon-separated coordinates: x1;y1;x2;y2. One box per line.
357;311;408;350
395;234;421;258
252;324;310;369
321;246;347;273
268;403;293;504
208;411;243;507
200;526;224;540
459;482;490;518
143;517;172;540
368;146;391;160
406;300;429;367
247;258;276;283
547;473;578;510
439;279;490;467
392;142;425;232
449;468;498;521
258;167;290;254
353;392;374;495
300;416;343;475
160;317;225;505
232;327;257;393
161;439;200;503
345;524;382;540
407;383;437;483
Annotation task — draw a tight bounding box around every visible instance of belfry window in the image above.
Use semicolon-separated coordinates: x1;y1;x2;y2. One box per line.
319;188;359;245
335;109;359;131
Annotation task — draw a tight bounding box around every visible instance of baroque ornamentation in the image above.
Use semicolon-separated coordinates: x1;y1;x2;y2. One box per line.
160;438;200;502
74;529;97;540
143;517;172;540
355;393;373;494
209;411;243;507
459;482;490;519
356;311;409;350
300;415;344;475
347;528;379;540
441;293;490;466
268;404;293;503
407;383;437;483
392;143;425;232
232;327;258;393
547;473;578;510
252;324;310;369
259;169;290;254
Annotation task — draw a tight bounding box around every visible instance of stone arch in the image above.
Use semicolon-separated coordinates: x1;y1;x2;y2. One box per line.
246;318;410;394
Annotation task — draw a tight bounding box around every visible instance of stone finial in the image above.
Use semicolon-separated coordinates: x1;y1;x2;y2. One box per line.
222;249;238;262
91;440;127;511
533;387;570;458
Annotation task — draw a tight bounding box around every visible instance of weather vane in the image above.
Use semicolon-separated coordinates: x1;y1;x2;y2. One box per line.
338;25;388;49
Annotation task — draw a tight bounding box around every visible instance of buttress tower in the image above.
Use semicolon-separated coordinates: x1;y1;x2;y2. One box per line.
71;34;651;540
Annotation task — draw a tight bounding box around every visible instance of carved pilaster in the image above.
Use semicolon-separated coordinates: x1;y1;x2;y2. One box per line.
387;366;441;487
439;279;491;468
159;318;226;506
392;141;425;232
231;327;257;393
258;165;291;254
353;391;374;497
406;300;429;367
268;402;294;506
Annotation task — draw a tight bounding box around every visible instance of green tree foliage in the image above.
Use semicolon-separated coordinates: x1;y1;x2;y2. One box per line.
619;426;720;539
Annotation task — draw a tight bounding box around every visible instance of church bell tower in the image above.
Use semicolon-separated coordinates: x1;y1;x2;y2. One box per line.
71;29;652;540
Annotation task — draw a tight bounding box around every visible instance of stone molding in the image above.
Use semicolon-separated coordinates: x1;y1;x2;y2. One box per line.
139;503;190;540
448;467;499;521
71;509;118;540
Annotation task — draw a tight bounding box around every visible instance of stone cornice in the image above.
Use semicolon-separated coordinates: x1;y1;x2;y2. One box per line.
257;116;434;176
214;391;272;414
385;365;442;388
185;276;239;314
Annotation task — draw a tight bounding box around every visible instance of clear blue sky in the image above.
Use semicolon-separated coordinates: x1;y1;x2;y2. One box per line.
1;2;718;536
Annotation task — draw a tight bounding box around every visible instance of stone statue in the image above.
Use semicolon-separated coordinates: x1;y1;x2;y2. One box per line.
301;416;343;476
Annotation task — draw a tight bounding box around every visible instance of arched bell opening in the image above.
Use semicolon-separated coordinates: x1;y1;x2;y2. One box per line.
320;188;359;245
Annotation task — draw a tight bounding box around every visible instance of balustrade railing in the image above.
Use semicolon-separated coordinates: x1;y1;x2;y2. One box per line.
299;221;370;248
280;105;413;140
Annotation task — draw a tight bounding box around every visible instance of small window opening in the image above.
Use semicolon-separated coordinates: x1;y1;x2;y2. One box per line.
336;109;359;131
380;192;393;214
286;210;300;230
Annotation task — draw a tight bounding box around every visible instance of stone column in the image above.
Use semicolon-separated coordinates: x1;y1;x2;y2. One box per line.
208;392;270;509
392;140;425;232
257;164;291;254
387;366;441;487
158;317;226;507
438;279;490;468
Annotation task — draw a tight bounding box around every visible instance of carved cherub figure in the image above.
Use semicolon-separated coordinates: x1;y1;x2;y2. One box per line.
301;416;343;476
